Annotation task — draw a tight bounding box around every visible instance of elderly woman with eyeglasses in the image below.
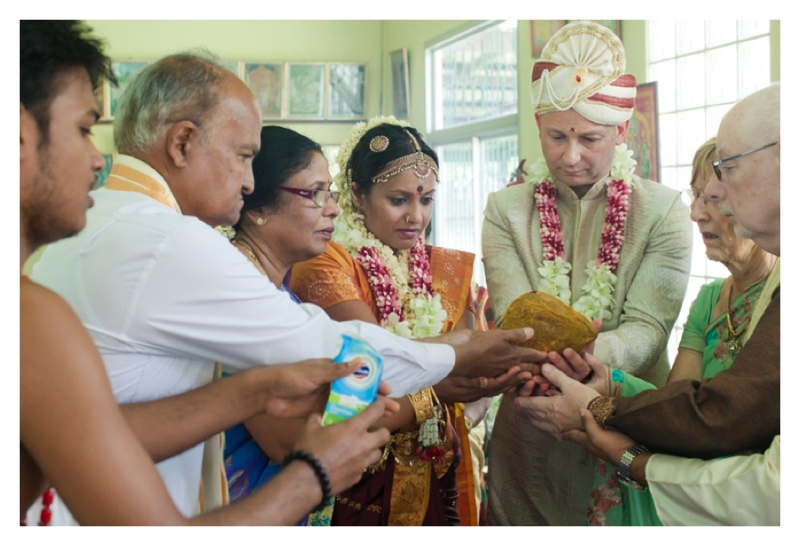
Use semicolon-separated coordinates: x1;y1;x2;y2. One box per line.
217;125;342;524
551;136;778;526
673;137;777;376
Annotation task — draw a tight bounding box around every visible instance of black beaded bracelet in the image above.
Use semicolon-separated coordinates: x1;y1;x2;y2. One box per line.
282;449;332;513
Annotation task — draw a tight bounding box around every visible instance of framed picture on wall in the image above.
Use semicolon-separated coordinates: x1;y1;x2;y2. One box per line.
625;81;660;182
530;21;567;57
244;62;284;120
390;49;410;119
286;63;326;119
109;61;148;119
328;63;366;120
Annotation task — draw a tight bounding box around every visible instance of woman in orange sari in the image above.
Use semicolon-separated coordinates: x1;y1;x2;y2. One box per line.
291;117;523;525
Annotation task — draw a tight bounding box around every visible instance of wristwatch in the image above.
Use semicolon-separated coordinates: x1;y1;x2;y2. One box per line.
616;443;649;490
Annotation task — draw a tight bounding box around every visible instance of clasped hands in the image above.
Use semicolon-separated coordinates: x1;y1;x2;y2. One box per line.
508;319;616;438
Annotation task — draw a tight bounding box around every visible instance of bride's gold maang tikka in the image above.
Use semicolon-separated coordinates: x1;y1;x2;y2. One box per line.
365;129;440;185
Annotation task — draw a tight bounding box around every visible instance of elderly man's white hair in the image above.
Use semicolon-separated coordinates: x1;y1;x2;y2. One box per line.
113;50;233;154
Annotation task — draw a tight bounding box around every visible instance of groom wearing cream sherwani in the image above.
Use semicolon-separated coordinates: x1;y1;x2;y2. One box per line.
483;21;692;525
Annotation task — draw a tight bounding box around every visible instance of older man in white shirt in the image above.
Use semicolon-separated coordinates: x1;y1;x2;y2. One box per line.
32;52;540;517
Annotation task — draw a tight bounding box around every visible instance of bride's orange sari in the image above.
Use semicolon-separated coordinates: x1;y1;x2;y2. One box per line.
291;241;478;526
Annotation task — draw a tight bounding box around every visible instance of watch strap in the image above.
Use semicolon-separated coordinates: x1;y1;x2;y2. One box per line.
617;443;649;490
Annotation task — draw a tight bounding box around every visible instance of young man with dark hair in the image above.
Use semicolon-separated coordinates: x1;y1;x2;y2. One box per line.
20;20;391;525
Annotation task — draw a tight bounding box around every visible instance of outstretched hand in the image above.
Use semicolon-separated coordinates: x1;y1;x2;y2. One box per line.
257;358;399;419
450;328;548;379
512;363;601;437
293;399;391;495
560;408;634;465
434;365;532;403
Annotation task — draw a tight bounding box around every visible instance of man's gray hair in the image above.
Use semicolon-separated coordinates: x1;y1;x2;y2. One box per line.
113;51;232;154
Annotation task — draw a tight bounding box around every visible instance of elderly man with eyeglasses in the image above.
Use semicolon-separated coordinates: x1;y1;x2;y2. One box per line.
511;83;780;525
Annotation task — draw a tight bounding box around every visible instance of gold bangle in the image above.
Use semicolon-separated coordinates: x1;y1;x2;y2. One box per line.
587;396;615;430
407;388;435;425
367;441;391;473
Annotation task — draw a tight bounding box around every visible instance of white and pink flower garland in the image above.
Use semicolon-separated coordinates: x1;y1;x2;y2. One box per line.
532;144;635;321
352;235;446;339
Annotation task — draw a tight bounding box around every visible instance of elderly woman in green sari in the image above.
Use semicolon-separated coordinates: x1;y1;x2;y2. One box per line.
548;137;778;526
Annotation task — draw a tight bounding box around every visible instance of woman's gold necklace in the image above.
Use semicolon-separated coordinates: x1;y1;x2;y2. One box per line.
231;239;267;276
725;282;751;356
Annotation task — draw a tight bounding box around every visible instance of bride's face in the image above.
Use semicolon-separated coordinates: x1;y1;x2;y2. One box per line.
357;168;436;251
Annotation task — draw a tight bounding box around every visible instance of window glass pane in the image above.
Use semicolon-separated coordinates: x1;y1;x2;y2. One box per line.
674;165;692;192
676;53;705;110
649;20;675;62
676;109;705;165
739;20;770;40
660;112;677;167
738;37;771;99
705;20;737;48
478;134;518;284
480;135;518;198
705;44;737;106
322;146;340;182
690;231;709;276
650;60;675;113
706;258;730;278
435;142;475;253
433;21;517;130
660;165;677;191
676;19;705;55
706;104;734;141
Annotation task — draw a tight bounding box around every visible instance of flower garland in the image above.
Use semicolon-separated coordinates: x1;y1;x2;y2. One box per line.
332;116;447;339
532;144;635;321
345;225;447;339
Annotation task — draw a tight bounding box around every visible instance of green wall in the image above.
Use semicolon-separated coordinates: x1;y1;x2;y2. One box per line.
86;20;387;151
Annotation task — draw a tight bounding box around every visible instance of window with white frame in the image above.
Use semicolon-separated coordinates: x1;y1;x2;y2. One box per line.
648;20;772;361
425;20;518;286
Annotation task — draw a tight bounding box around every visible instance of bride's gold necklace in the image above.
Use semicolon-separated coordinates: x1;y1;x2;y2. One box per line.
231;239;267;276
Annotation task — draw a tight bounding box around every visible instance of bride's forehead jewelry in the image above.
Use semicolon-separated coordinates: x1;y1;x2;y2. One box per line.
417;185;424;194
370;129;440;185
369;135;389;152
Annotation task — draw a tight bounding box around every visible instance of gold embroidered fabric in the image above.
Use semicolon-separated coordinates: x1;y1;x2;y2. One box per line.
430;247;474;331
291;242;375;313
388;452;432;525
